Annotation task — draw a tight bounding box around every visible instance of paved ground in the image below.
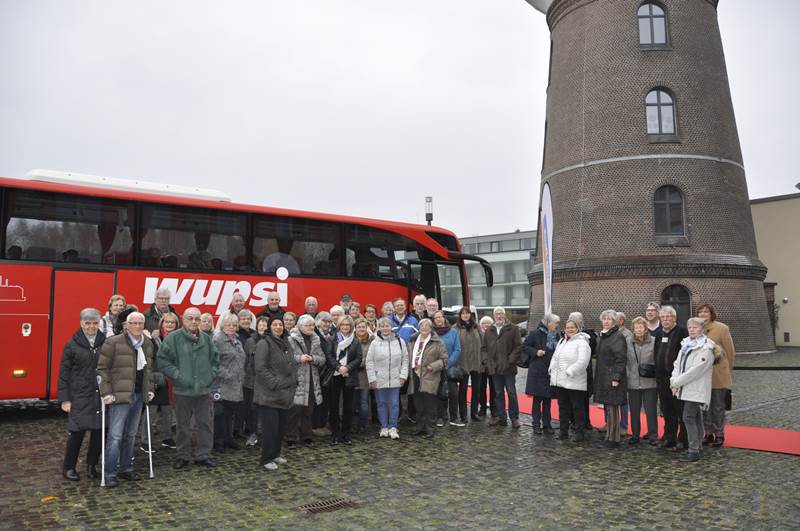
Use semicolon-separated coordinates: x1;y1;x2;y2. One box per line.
1;349;799;530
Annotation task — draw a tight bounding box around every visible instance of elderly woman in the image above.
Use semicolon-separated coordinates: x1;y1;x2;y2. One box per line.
254;317;297;470
242;316;270;447
313;311;336;435
407;318;448;439
286;314;326;447
348;302;362;320
626;316;658;445
212;313;246;452
524;314;560;434
479;315;493;334
329;305;346;328
549;316;591;442
199;313;215;336
696;303;735;448
363;304;378;332
454;307;484;421
140;312;180;452
476;315;496;416
100;294;126;337
237;309;256;345
326;316;363;444
671;317;717;462
282;311;297;333
380;301;395;319
354;318;376;432
593;310;628;448
58;308;106;481
366;317;408;439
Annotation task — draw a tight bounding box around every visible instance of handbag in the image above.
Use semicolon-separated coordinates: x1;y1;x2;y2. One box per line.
633;343;656;378
437;369;449;401
447;366;468;381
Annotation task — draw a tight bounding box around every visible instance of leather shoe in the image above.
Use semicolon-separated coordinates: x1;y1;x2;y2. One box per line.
194;458;216;467
63;469;80;482
104;476;118;487
86;465;99;479
421;432;434;439
658;440;676;449
712;437;725;448
627;436;641;445
679;451;701;462
118;471;141;481
173;459;190;469
511;419;522;429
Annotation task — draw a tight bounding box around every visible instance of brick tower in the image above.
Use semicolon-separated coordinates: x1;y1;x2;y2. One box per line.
524;0;775;352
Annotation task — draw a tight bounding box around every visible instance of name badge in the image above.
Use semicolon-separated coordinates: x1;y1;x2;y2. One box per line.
662;337;669;343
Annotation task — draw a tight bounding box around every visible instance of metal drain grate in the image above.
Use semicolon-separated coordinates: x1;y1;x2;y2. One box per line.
297;496;361;515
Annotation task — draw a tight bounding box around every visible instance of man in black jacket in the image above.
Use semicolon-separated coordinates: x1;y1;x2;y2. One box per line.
144;288;177;333
654;305;689;449
257;291;285;320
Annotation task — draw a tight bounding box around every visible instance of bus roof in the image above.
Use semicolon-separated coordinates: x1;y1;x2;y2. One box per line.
0;173;459;258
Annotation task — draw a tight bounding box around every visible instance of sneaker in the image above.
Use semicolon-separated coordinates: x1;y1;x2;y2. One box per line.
449;420;466;427
263;462;278;470
161;438;177;449
379;428;389;438
436;418;445;427
246;434;258;447
273;456;287;465
139;445;156;454
389;428;400;440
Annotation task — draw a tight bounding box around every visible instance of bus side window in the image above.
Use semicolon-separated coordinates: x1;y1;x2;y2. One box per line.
253;216;341;276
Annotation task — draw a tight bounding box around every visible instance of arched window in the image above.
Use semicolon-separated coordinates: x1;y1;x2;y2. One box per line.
646;89;675;135
661;284;691;327
654;185;685;235
638;3;668;45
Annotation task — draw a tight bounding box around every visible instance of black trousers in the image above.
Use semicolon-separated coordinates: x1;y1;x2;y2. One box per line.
312;384;330;429
556;387;586;437
532;396;552;428
259;405;288;464
287;383;315;442
469;371;495;415
329;377;354;438
238;386;257;435
657;378;687;445
415;392;438;435
213;400;239;446
64;429;102;470
448;376;468;422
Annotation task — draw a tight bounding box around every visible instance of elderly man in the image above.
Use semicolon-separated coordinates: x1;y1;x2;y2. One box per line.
97;312;155;487
484;307;522;428
654;305;689;449
304;296;319;318
425;298;439;317
412;294;428;321
257;291;285;319
157;307;219;469
144;287;177;333
645;302;662;336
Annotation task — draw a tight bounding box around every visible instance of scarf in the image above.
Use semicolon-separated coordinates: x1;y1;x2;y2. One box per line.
412;334;429;375
434;326;451;336
128;333;147;371
545;331;559;351
679;335;704;358
459;319;475;331
336;333;355;364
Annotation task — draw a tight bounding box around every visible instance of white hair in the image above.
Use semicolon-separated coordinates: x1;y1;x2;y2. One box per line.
237;309;256;330
155;287;172;299
479;316;494;326
542;313;560;326
219;313;239;327
329;305;344;315
413;294;427;304
79;308;102;321
376;317;394;333
126;311;145;323
493;306;506;315
297;314;316;329
315;311;333;327
687;317;705;329
600;309;618;322
659;305;677;317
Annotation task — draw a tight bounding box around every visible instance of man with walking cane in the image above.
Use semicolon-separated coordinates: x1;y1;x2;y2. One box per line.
97;311;155;488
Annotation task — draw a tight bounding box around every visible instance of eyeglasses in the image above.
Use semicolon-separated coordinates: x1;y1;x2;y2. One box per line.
128;321;145;326
184;316;201;322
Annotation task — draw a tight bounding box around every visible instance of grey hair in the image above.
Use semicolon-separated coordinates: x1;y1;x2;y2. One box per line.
418;318;433;331
126;311;145;323
315;311;332;327
79;307;102;321
493;306;506;315
155;287;172;299
687;317;705;329
660;305;677;317
646;301;661;311
542;313;561;326
376;317;394;332
479;316;494;326
413;294;427;304
297;314;316;329
600;309;618;322
219;313;239;327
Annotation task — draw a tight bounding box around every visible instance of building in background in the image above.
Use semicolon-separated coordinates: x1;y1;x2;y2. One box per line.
751;192;800;347
453;230;537;323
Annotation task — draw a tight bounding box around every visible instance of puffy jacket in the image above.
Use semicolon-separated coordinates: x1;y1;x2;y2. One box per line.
254;333;297;409
454;324;483;373
671;335;716;406
549;332;591;391
157;328;219;397
366;334;409;389
436;327;461;367
288;329;326;406
58;330;105;431
593;327;628;406
212;331;246;402
626;334;657;390
406;332;448;395
483;323;522;375
97;333;155;404
390;313;419;344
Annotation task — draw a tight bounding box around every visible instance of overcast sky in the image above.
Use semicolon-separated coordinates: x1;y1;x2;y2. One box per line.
1;0;797;238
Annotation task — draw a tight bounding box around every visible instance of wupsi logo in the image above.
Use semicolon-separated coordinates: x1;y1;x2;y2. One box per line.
142;267;290;315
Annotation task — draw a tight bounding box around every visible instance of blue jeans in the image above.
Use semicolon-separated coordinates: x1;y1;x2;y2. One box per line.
492;374;519;421
375;387;400;429
358;389;370;429
105;392;143;479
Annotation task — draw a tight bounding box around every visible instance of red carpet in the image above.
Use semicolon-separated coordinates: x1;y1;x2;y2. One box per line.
467;388;800;455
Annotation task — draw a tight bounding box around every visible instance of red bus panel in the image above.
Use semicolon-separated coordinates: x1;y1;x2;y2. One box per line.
0;264;51;399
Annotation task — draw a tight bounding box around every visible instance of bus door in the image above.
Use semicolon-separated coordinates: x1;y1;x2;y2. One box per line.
405;260;467;311
0;264;51;399
48;269;115;399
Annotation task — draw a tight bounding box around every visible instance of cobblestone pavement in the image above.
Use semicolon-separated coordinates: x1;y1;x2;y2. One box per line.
1;349;798;530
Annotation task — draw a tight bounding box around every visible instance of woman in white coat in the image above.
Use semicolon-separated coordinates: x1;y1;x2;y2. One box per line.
366;318;409;439
549;316;591;442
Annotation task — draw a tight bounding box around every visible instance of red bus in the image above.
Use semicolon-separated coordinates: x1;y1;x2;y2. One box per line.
0;170;492;401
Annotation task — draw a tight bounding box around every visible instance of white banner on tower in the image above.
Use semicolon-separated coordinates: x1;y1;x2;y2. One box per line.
540;183;554;315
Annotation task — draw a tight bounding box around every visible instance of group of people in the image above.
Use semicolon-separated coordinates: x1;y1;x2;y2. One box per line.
57;288;735;486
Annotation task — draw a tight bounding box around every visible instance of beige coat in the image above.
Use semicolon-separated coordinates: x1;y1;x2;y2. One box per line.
704;320;735;389
407;333;448;395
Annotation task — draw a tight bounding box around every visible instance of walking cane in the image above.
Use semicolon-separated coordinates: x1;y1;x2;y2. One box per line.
97;375;106;487
145;403;155;479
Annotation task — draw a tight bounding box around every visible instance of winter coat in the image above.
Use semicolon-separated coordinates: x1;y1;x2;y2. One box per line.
671;335;716;406
654;325;689;381
436;327;461;367
257;306;285;320
327;333;363;388
99;312;118;337
705;320;735;389
148;333;170;406
454;324;483;373
483;323;522;376
97;333;155;404
212;331;246;402
355;334;375;389
523;323;556;398
366;333;409;389
157;327;219;397
288;329;326;406
593;327;628;406
390;313;419;344
406;333;448;395
58;330;106;431
144;303;177;333
243;333;267;389
549;332;591;391
254;333;297;409
236;328;252;349
626;334;657;390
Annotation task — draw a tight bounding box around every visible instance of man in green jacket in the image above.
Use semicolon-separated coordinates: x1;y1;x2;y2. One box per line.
157;307;219;469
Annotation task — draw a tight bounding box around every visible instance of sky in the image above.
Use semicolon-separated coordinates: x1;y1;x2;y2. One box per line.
0;0;797;238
